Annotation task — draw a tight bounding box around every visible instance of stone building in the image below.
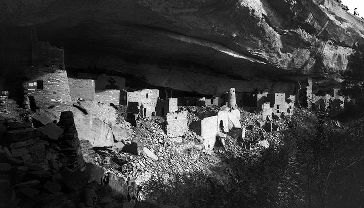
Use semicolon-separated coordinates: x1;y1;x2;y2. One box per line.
121;89;159;118
256;91;269;109
23;41;71;110
68;73;125;105
166;111;189;137
190;108;241;151
24;68;72;109
312;88;345;112
259;92;296;120
156;98;178;116
262;102;273;121
204;97;220;106
286;95;295;116
269;93;287;116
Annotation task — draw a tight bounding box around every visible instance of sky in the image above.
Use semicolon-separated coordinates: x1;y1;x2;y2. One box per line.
341;0;364;17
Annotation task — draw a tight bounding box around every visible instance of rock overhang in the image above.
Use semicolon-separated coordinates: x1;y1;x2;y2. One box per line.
1;0;364;93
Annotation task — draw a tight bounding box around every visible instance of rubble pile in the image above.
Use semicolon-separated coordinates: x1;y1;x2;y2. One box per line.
76;106;291;205
0;98;293;208
0;110;141;208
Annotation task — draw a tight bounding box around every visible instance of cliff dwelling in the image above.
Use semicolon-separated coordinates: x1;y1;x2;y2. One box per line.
1;0;364;208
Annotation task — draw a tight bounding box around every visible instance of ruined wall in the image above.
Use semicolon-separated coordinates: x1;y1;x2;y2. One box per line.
95;90;120;105
200;116;218;139
168;98;178;113
201;116;218;151
166;111;188;137
286;95;296;116
68;78;95;101
203;97;220;107
312;91;345;111
262;103;273;121
156;98;178;116
267;93;287;116
24;68;71;108
257;92;269;109
22;40;71;108
217;111;229;133
122;89;159;118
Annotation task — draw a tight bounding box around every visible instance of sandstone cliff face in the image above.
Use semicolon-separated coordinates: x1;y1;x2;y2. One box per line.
1;0;364;93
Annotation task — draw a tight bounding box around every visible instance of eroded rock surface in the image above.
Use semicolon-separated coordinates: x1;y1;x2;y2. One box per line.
1;0;364;93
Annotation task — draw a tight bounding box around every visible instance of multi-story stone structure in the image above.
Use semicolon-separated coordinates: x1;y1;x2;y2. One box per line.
156;98;178;117
121;89;159;118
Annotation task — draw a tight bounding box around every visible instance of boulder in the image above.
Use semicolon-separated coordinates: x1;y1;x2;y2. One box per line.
258;140;270;149
72;110;114;147
108;173;128;197
142;147;158;161
112;126;128;142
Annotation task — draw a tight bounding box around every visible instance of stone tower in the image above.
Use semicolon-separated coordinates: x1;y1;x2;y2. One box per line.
228;88;237;109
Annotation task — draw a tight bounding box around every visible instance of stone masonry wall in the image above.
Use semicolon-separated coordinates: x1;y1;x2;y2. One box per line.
201;115;219;151
24;68;71;108
122;89;159;118
166;111;188;137
68;78;95;101
95;90;120;105
262;102;273;120
257;92;269;109
156;98;178;116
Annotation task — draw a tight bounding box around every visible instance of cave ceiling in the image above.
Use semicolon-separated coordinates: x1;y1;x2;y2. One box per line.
1;0;364;93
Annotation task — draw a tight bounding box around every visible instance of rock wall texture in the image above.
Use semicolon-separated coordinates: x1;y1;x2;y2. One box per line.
1;0;364;92
24;68;72;108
